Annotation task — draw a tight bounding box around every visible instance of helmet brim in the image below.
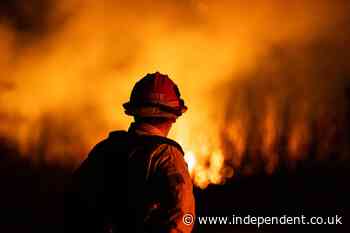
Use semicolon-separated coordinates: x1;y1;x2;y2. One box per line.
123;102;187;119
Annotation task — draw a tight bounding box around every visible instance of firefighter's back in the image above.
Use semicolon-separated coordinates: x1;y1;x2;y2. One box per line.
64;130;185;233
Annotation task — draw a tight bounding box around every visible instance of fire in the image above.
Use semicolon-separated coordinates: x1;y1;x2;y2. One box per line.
179;126;231;188
184;151;196;175
184;149;226;189
0;0;349;189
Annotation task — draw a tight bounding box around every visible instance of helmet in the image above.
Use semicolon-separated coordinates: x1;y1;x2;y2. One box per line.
123;72;187;119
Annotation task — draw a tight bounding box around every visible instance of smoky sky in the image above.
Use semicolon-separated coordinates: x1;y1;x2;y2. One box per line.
0;0;65;39
221;29;350;176
0;0;350;178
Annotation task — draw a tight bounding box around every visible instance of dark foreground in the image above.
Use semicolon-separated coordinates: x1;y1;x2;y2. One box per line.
0;141;349;233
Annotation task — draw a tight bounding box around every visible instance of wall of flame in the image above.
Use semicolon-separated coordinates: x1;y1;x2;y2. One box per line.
0;0;349;188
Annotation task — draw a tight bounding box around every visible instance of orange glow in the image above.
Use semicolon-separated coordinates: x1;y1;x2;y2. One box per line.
0;0;349;188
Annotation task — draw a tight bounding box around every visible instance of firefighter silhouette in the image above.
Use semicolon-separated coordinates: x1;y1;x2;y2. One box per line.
65;72;195;233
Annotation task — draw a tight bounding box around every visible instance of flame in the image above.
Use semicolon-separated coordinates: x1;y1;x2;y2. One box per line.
180;129;230;188
0;0;349;188
184;151;196;175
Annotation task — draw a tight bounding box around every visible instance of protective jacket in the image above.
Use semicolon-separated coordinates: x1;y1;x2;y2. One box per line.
64;126;195;233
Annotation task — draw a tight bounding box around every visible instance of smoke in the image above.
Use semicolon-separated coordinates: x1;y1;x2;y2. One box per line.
0;0;349;183
221;41;350;176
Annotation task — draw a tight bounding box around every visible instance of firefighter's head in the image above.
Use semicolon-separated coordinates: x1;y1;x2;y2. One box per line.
123;72;187;134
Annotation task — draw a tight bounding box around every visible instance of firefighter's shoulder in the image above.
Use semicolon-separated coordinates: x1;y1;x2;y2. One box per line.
152;142;190;179
151;139;185;162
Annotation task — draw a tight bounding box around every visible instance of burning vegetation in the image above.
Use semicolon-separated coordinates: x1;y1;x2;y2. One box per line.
0;0;350;189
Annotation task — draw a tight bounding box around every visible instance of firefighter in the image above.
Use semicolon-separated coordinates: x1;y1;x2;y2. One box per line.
64;72;195;233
